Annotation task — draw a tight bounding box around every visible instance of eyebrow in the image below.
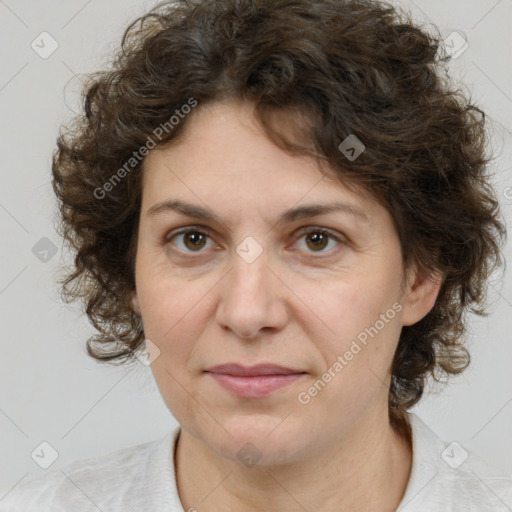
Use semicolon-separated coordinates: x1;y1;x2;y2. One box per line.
146;199;369;225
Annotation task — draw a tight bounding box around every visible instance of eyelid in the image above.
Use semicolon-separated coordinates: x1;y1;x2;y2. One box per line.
290;226;347;256
164;225;220;250
164;225;214;242
164;224;347;255
293;225;346;243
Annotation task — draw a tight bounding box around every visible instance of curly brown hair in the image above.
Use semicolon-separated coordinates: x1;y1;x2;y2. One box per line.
52;0;506;431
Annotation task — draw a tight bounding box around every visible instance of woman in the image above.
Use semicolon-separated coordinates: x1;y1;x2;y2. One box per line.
1;0;510;510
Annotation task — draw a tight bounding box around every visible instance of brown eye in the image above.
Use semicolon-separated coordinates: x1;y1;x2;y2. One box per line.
305;231;330;251
183;231;208;251
168;229;213;253
294;228;343;254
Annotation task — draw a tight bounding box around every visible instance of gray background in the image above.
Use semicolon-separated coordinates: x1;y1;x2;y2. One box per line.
1;0;511;497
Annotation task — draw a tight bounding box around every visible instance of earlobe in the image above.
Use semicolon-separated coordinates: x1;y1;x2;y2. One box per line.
130;291;141;316
400;266;443;327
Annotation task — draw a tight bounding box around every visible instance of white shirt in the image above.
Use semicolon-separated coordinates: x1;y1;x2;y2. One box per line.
1;413;511;511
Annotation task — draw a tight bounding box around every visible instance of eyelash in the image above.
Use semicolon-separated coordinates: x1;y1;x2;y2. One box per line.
164;226;345;257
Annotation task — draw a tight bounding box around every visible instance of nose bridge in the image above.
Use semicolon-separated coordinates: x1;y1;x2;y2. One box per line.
232;247;268;299
229;234;272;298
216;240;285;338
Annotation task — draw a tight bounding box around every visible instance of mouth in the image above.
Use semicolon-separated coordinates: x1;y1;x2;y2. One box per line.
204;363;307;398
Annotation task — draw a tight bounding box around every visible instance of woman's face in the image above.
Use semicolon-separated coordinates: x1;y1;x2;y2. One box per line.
132;100;439;465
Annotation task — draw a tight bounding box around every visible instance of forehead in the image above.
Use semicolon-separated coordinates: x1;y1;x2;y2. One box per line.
140;100;380;223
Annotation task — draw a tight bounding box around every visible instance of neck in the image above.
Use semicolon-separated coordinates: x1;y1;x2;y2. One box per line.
175;407;412;512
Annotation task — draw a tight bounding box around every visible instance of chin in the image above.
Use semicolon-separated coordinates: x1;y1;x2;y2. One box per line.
204;414;311;467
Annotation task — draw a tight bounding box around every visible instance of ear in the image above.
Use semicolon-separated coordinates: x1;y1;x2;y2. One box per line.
130;290;141;316
400;264;443;327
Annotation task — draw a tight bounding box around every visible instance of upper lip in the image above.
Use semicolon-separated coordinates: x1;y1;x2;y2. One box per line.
206;363;305;376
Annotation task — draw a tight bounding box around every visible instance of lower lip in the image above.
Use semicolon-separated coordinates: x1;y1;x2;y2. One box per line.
207;373;305;398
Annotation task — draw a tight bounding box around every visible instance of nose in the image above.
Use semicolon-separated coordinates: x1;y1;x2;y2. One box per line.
215;250;288;339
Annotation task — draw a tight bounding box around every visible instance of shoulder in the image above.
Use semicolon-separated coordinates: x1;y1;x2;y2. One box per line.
398;413;512;512
0;428;180;512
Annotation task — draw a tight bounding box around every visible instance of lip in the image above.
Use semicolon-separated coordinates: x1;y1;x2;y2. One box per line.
206;363;304;376
205;363;307;398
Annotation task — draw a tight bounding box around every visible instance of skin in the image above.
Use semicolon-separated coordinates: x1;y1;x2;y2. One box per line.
131;99;442;511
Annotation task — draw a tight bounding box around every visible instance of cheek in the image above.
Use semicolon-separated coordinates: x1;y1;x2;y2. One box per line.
296;279;403;421
135;257;210;367
139;270;214;426
136;242;202;323
303;274;404;410
308;274;401;347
